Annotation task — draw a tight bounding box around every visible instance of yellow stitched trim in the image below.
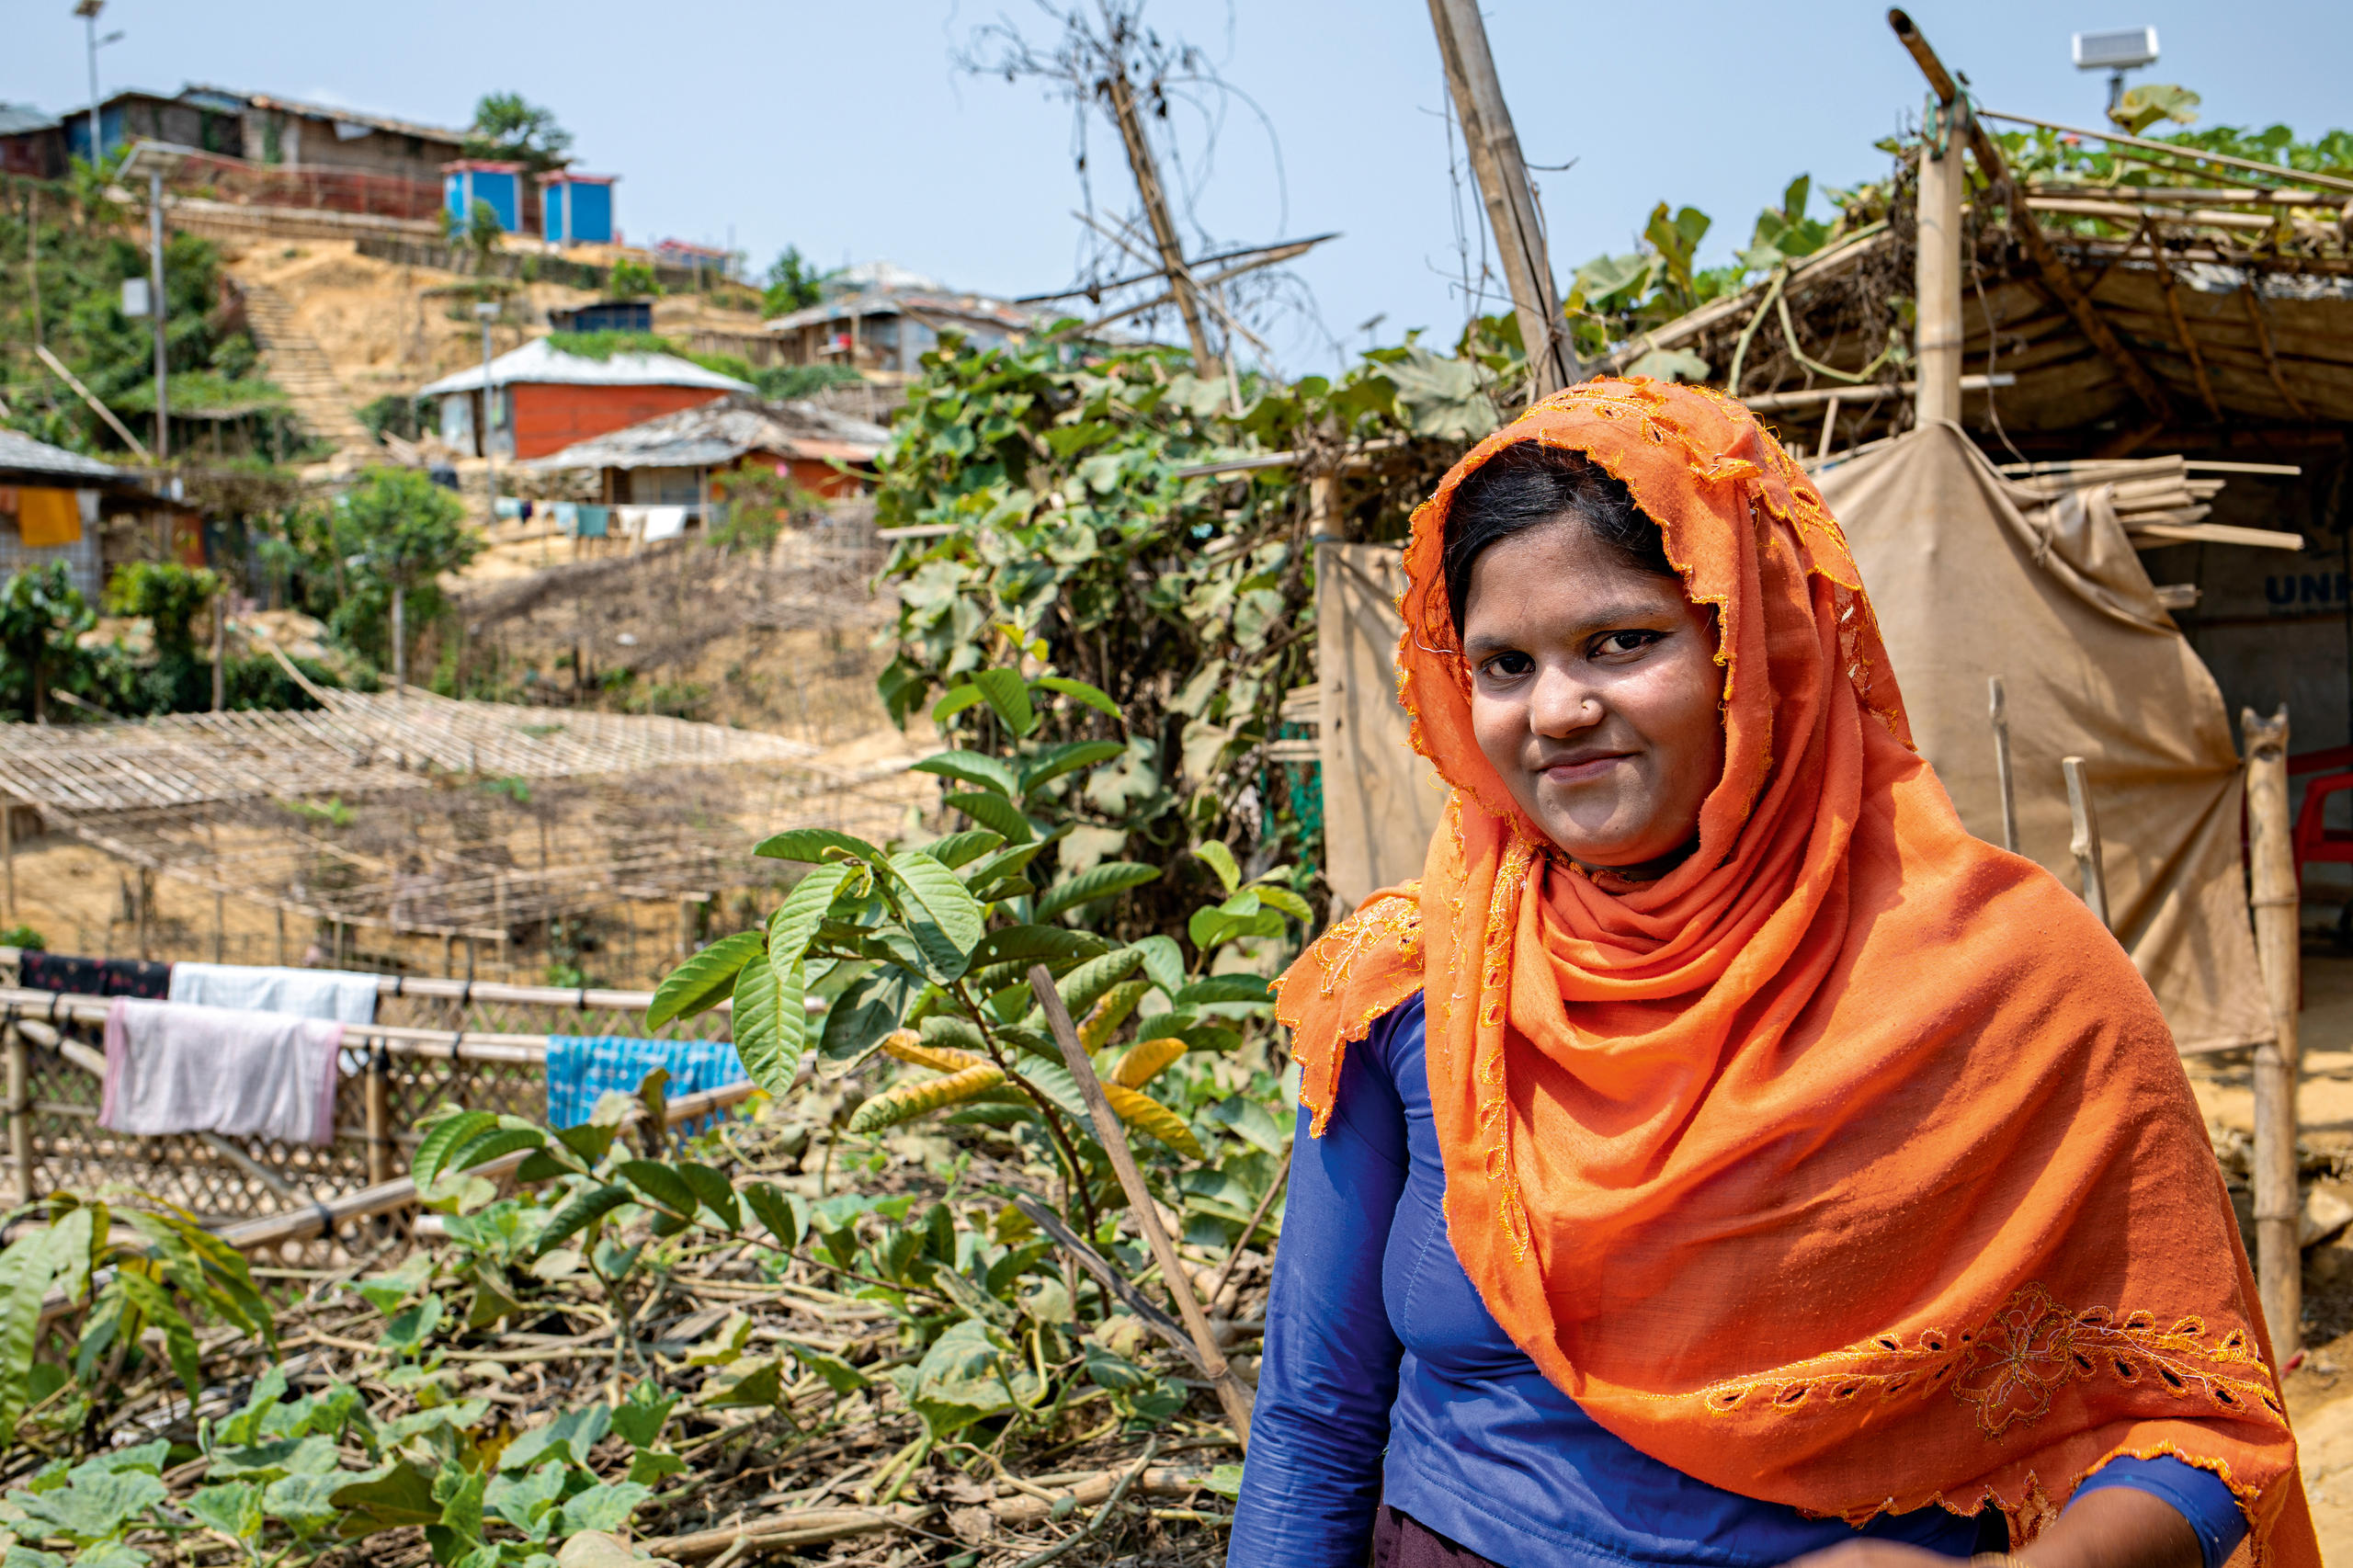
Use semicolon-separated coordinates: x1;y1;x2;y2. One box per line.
1273;889;1426;1138
1472;835;1537;1260
1675;1283;2281;1436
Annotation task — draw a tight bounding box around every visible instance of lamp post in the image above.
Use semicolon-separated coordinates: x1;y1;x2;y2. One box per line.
473;301;499;523
71;1;122;166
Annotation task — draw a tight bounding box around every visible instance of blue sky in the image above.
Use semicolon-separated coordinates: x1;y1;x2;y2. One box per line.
6;0;2347;373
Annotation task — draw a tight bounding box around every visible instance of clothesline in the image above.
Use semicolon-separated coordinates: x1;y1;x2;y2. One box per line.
1;987;554;1062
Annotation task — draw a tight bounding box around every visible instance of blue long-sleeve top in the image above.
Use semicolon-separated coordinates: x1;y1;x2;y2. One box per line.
1229;994;2248;1568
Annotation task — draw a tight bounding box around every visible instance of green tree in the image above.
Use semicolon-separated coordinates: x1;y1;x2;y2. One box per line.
760;247;827;317
607;257;660;300
104;562;221;663
332;468;481;685
464;93;574;174
0;565;97;722
467;199;506;271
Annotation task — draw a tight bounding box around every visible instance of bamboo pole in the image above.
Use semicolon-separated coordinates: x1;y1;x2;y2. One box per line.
2061;756;2110;928
6;1023;30;1209
1029;965;1255;1449
2;798;14;921
1913;85;1964;426
2243;704;2301;1358
1427;0;1574;399
1101;70;1215;372
1988;677;2019;853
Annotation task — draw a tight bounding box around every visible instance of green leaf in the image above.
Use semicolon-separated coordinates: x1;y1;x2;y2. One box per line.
705;1360;783;1409
535;1184;631;1256
785;1339;870;1392
610;1384;676;1450
1036;860;1160;922
753;827;879;864
440;1126;548;1176
1204;1462;1245;1499
115;1273;199;1394
944;790;1033;843
731;949;807;1096
1032;675;1120;720
483;1461;566;1540
560;1480;652;1535
187;1480;264;1543
1194;842;1242;893
913;750;1021;800
647;929;766;1030
676;1163;741;1229
1174;975;1274;1006
1132;935;1185;995
743;1181;809;1249
1016;740;1126;800
551;1120;619;1165
972;668;1039;737
970;924;1110;971
917;829;1005;869
767;863;854;967
499;1404;611;1471
886;851;987;982
1254;883;1313;921
410;1110;498;1191
928;683;990;723
820;966;915;1059
262;1473;344;1540
378;1293;444;1355
615;1161;699;1220
332;1460;441;1539
1052;947;1148;1021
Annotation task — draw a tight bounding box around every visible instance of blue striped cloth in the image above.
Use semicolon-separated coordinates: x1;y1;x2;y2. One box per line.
544;1037;749;1131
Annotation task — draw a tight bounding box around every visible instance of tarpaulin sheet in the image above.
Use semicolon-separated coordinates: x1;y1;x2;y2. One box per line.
1815;424;2271;1053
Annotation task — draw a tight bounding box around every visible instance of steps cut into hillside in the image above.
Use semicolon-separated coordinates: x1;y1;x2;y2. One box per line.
239;280;379;458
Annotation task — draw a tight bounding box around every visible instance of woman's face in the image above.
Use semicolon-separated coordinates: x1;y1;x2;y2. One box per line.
1461;518;1724;877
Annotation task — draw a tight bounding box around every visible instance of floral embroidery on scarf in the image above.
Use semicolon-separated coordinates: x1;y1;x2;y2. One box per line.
1688;1283;2280;1436
1273;886;1425;1136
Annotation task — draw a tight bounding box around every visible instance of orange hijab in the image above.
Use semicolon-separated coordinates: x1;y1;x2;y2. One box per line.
1277;378;2313;1559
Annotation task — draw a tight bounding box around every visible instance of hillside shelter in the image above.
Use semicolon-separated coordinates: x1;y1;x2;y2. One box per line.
527;391;890;506
540;172;616;245
416;338;751;461
443;160;523;233
0;431;168;600
765;261;1039;384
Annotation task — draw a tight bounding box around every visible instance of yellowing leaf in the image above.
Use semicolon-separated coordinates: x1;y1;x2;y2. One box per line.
1077;979;1151;1051
883;1030;985;1073
1108;1037;1186;1089
1101;1084;1202;1159
847;1062;1007;1135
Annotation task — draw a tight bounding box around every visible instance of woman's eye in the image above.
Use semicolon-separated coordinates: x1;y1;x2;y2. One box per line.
1482;652;1535;679
1591;630;1662;658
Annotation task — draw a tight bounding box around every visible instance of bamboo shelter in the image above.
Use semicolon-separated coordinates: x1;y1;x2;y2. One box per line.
0;689;923;956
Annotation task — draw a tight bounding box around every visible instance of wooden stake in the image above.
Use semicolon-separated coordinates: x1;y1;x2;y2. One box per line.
2243;704;2302;1359
2061;756;2110;928
1989;677;2019;853
364;1044;392;1186
2;798;14;922
1427;0;1574;398
1029;965;1254;1449
6;1023;31;1209
210;595;225;712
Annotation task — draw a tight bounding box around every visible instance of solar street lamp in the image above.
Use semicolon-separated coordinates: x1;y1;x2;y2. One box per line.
2073;27;2159;113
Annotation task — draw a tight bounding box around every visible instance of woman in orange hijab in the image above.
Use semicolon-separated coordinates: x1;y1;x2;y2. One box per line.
1230;378;2313;1568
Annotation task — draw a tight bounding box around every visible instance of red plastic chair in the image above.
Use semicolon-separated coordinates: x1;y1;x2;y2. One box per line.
2290;743;2353;896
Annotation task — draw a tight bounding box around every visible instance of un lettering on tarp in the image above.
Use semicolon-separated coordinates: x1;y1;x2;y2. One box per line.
1315;542;1448;914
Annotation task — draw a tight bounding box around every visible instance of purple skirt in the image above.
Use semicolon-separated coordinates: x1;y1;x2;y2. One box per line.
1371;1504;1501;1567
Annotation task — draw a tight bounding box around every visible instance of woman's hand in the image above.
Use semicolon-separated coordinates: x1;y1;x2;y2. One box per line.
1784;1489;2202;1568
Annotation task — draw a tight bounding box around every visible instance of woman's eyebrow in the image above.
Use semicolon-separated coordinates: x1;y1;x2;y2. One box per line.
1465;600;1686;653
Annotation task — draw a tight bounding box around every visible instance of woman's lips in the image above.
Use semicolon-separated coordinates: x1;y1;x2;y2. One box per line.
1540;752;1632;785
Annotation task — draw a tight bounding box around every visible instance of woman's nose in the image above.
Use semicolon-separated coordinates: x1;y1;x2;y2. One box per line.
1526;666;1602;737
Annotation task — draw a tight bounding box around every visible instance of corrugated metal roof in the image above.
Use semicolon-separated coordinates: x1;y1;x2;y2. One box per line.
0;430;139;483
526;392;888;472
416;337;754;397
0;103;58;136
190;86;468;147
765;289;1040;335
